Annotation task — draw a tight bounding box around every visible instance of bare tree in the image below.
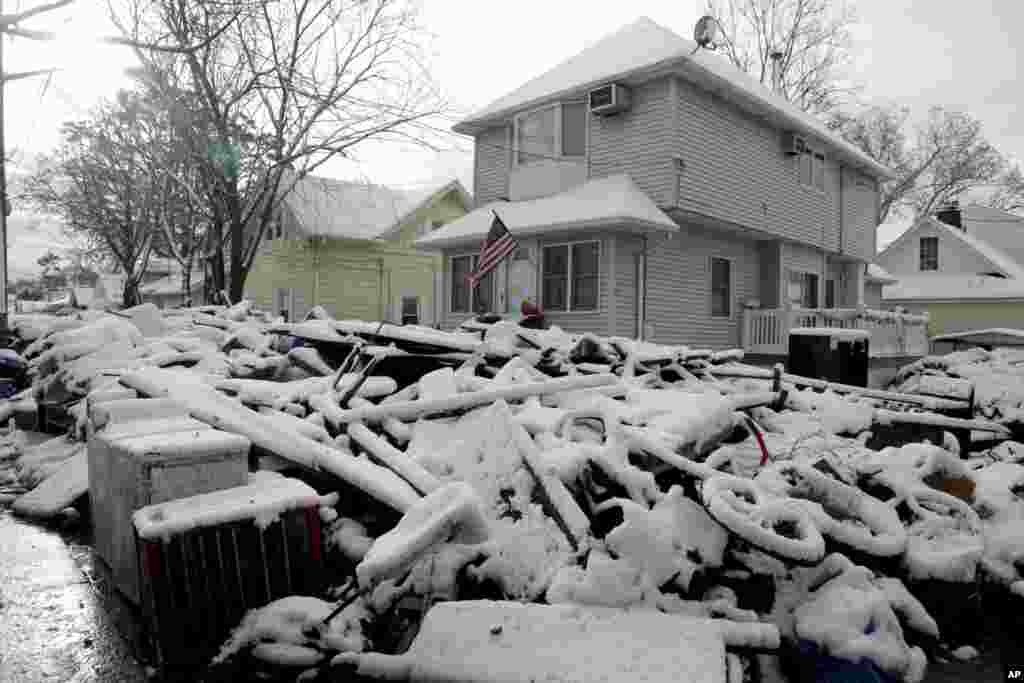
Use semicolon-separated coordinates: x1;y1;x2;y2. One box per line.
27;93;164;306
110;0;449;303
704;0;859;115
830;105;1007;222
988;165;1024;215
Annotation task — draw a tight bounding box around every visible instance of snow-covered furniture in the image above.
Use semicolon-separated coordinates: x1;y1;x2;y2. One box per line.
87;399;251;604
133;477;325;676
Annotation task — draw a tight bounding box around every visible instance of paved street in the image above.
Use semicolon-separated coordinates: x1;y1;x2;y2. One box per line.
0;507;148;683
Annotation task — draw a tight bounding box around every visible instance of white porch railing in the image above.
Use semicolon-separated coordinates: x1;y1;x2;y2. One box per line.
741;307;930;358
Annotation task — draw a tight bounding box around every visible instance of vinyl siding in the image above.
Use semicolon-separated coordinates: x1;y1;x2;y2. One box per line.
588;78;676;206
672;77;877;260
474;125;511;204
876;222;997;276
783;242;826;281
245;239;438;323
468;76;880;261
246;189;464;322
645;221;760;348
840;168;877;259
612;234;644;338
864;282;884;308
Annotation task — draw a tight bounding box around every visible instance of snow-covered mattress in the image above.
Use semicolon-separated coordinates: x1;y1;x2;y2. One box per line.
342;600;728;683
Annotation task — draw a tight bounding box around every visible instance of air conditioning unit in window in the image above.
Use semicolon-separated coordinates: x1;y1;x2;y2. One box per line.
781;131;807;156
588;83;631;116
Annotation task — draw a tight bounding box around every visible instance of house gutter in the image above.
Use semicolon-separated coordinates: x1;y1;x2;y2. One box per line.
417;217;678;251
639;235;649;341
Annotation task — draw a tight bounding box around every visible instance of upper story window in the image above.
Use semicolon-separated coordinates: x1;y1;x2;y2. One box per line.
514;102;587;165
799;146;826;192
919;237;938;271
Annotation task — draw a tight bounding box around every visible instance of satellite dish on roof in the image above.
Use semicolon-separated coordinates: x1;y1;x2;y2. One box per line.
693;15;721;50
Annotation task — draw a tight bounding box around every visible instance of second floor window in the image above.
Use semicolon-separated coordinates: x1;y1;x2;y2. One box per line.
799;147;826;192
515;102;586;165
920;237;938;271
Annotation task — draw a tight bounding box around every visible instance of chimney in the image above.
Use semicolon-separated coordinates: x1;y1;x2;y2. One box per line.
936;200;963;230
769;51;784;95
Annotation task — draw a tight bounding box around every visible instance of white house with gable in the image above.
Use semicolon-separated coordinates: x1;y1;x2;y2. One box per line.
877;203;1024;338
415;17;929;359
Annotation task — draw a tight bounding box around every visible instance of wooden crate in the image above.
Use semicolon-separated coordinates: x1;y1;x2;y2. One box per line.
88;428;251;605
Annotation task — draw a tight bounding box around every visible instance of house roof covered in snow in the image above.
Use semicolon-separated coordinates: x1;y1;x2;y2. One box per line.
282;173;472;241
414;174;678;249
453;17;894;181
866;263;898;284
883;274;1024;302
878;215;1024;281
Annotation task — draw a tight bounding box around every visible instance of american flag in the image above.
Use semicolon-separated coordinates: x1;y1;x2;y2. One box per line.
469;210;517;289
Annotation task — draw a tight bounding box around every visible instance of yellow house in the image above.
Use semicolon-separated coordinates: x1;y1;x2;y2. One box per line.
244;174;473;324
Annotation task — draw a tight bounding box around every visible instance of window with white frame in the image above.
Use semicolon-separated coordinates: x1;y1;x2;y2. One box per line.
450;255;494;313
515;102;587;165
541;241;599;311
919;237;938;271
799;146;826;191
401;296;419;325
787;271;819;308
710;257;732;318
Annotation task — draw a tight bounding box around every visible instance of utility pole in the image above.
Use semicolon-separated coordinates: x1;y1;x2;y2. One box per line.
0;0;8;332
0;0;74;331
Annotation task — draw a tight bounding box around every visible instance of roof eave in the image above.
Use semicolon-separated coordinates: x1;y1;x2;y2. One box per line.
415;215;678;250
884;295;1024;303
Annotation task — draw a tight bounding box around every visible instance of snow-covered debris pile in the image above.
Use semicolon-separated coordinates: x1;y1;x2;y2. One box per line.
3;308;1022;681
891;348;1024;427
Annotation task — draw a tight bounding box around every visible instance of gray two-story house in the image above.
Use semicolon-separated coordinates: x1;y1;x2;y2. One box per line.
417;17;928;357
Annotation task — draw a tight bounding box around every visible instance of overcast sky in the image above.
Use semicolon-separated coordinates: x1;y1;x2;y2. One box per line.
4;0;1022;276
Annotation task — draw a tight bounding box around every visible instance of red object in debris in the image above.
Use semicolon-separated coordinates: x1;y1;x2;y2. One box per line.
521;300;542;317
744;415;771;466
142;541;162;580
306;506;322;563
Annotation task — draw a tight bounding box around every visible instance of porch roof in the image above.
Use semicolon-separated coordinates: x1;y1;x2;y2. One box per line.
414;174;677;250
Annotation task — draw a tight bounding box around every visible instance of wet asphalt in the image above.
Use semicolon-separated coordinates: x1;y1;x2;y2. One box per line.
0;506;149;683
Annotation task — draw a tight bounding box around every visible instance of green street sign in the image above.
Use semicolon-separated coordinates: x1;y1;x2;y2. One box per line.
209;143;240;179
